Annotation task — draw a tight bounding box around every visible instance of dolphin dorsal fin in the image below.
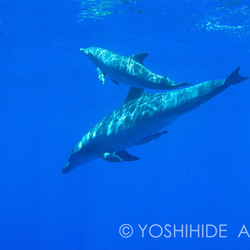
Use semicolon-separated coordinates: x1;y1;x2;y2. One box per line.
129;53;149;64
124;87;145;104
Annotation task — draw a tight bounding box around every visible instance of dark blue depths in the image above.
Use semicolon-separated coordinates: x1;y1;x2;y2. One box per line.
0;0;250;249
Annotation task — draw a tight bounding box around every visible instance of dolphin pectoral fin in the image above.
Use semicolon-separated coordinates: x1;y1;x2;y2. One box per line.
111;79;119;85
135;130;168;145
129;53;149;64
115;150;140;161
97;67;105;84
99;150;140;162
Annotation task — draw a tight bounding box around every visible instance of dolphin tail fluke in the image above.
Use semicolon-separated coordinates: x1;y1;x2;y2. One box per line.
225;67;249;86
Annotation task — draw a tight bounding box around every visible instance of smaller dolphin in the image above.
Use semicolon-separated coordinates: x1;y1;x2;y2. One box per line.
80;47;188;90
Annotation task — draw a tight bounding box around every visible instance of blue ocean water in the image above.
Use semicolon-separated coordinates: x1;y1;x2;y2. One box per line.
1;0;250;249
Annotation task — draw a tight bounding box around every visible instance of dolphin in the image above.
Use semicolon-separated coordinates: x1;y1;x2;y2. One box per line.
62;68;248;173
80;47;188;90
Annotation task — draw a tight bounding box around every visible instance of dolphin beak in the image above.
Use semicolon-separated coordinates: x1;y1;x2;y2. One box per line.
62;162;73;174
80;48;88;55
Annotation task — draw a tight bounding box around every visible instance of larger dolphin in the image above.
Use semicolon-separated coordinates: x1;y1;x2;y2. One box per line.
63;68;248;173
80;47;188;90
